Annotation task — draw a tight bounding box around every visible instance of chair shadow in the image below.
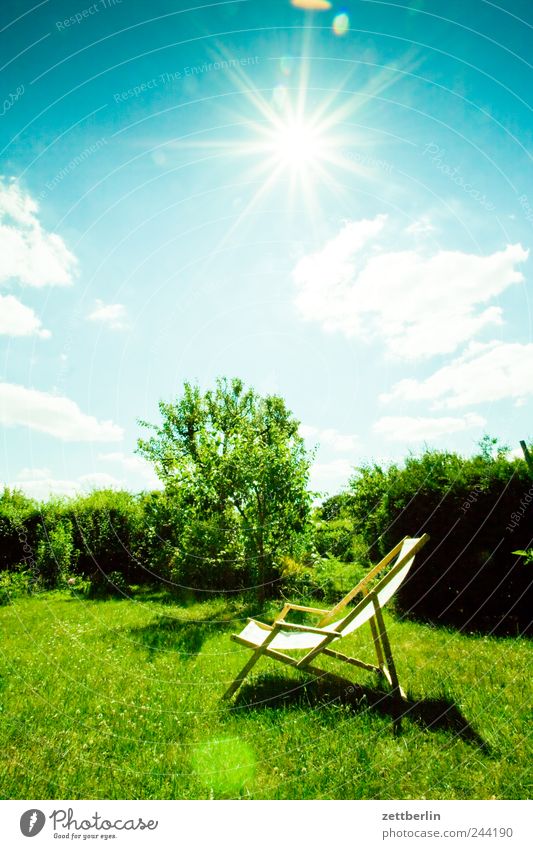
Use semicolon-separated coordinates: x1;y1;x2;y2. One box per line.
234;672;489;751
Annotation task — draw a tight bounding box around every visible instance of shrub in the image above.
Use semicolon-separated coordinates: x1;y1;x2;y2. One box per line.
0;488;40;573
169;511;248;593
0;568;36;605
316;493;356;521
87;570;129;598
313;518;369;563
137;490;187;585
26;490;146;588
317;555;369;601
64;574;92;597
279;552;370;604
346;445;533;634
36;518;76;587
279;556;336;602
64;490;145;584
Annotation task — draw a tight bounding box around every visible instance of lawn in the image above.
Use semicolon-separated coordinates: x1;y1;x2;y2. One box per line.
0;591;531;800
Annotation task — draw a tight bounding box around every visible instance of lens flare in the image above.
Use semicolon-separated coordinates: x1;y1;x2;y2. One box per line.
280;56;294;77
291;0;332;9
192;738;256;796
272;84;289;110
333;13;350;36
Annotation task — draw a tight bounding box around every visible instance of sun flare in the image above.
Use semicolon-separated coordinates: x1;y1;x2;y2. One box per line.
271;120;324;168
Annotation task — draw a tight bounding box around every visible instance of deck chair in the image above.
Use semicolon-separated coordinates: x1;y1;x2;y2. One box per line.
222;535;429;705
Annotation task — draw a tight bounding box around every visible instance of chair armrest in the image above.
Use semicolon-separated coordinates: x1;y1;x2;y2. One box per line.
275;603;331;622
277;621;338;637
247;618;273;631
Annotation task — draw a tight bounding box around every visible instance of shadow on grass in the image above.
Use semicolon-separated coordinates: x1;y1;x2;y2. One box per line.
128;617;219;659
126;602;259;660
233;673;489;751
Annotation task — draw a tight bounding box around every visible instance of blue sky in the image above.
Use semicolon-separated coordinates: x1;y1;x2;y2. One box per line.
1;0;532;499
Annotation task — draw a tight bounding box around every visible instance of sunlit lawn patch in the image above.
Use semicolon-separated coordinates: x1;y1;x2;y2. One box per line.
0;592;531;799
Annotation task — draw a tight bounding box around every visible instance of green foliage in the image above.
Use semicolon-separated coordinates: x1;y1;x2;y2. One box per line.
313;517;369;563
0;568;36;605
316;492;356;521
477;433;510;462
138;377;313;598
64;573;92;597
513;549;533;565
69;490;145;587
135;490;180;581
87;569;129;598
345;443;533;634
316;555;369;600
36;518;76;587
279;551;369;604
279;555;335;601
171;511;247;592
0;487;147;591
0;488;39;572
1;422;530;633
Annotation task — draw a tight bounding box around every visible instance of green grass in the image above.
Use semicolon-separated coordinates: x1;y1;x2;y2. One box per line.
0;591;531;799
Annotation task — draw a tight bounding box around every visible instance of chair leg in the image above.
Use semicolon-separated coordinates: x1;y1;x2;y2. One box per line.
371;602;405;695
369;614;385;671
371;601;406;733
222;626;281;701
222;648;264;701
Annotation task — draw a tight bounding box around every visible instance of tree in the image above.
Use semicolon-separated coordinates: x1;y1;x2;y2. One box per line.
137;378;312;598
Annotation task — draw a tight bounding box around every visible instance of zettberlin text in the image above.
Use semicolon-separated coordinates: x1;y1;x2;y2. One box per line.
382;810;441;820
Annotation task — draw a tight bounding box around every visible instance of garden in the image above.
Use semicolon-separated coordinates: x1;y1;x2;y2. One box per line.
0;380;531;799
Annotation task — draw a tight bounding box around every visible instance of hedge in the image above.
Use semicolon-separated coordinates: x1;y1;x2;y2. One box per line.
346;448;533;635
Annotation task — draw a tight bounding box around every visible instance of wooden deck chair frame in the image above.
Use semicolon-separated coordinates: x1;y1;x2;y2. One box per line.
222;535;429;709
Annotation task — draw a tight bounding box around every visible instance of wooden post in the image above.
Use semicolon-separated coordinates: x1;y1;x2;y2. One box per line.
520;440;533;478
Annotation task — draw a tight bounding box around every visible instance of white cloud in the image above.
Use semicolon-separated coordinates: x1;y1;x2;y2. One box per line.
17;467;51;481
87;300;128;330
10;460;160;501
0;293;50;338
382;341;533;409
292;214;528;359
12;476;80;500
310;458;353;494
405;217;436;236
10;471;122;501
293;215;386;340
300;424;359;452
373;412;486;442
79;472;122;489
0;382;123;442
99;451;160;488
0;177;77;287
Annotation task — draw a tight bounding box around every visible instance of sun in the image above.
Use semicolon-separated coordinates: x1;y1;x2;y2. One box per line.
270;119;325;169
167;37;408;243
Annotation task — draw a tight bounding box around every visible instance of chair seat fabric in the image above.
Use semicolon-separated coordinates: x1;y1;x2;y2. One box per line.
238;619;337;650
